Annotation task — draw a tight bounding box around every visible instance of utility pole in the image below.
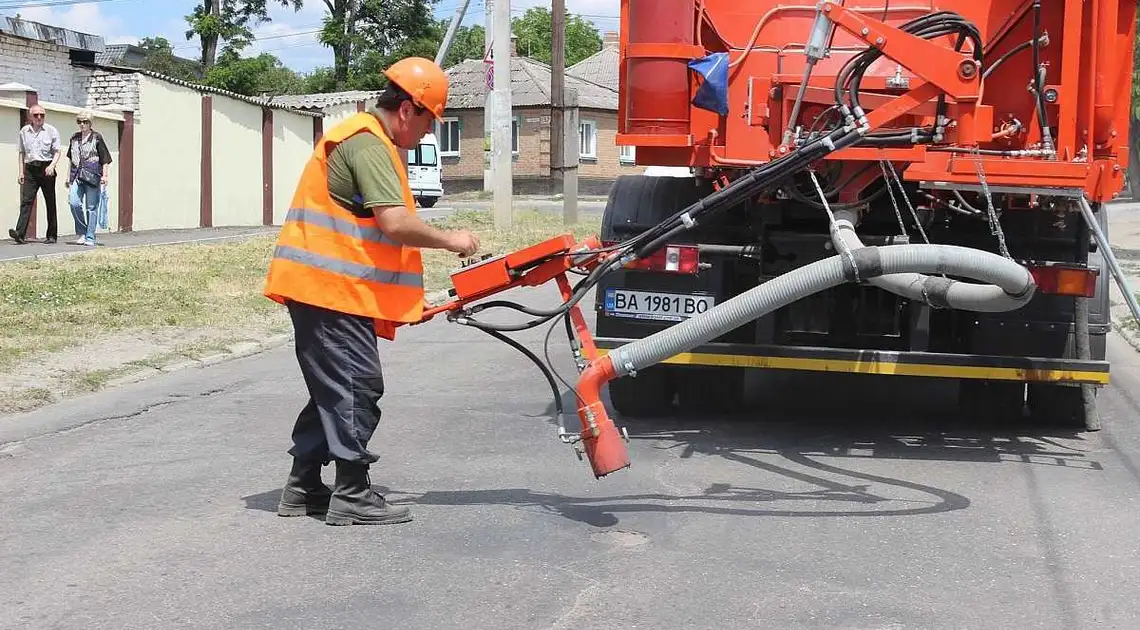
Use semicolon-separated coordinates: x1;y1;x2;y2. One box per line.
551;0;565;206
563;88;579;223
483;0;495;192
491;0;513;227
434;0;472;66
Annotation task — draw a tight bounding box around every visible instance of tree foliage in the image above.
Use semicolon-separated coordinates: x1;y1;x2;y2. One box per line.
511;7;602;67
136;37;202;81
185;0;302;69
204;49;305;95
318;0;439;90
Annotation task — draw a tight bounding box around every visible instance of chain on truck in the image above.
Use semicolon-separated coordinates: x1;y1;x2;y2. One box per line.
402;0;1140;480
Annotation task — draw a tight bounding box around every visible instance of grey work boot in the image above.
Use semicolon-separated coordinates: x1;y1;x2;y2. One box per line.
277;458;333;517
325;461;412;526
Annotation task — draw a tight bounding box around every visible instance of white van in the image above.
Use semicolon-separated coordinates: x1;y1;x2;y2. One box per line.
406;132;443;208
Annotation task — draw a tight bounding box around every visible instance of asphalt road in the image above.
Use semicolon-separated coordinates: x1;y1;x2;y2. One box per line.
3;284;1140;629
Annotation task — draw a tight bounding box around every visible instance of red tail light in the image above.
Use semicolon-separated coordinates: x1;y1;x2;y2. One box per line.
601;241;700;274
1027;262;1099;297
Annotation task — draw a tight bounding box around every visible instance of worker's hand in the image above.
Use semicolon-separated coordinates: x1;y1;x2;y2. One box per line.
447;229;480;257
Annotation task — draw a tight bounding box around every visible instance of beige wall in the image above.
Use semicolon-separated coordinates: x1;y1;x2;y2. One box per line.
323;102;360;130
1;98;123;238
273;112;313;224
5;73;335;235
132;75;202;231
0;101;22;230
211;93;263;227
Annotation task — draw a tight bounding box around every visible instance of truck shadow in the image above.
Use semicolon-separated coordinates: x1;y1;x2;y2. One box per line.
244;372;1103;528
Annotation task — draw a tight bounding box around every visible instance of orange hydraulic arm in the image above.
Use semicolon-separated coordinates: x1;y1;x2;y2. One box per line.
406;234;634;479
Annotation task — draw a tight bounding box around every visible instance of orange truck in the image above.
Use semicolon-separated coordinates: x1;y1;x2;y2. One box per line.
581;0;1139;431
426;1;1140;478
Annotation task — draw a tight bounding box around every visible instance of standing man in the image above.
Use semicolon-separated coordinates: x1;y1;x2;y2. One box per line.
264;57;480;527
10;104;61;244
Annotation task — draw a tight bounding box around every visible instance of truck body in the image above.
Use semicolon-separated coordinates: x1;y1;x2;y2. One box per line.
594;0;1138;424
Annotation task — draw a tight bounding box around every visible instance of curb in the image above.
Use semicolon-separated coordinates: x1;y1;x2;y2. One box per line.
103;333;294;389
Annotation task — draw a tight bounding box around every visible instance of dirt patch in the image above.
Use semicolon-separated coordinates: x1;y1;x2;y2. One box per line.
0;321;289;415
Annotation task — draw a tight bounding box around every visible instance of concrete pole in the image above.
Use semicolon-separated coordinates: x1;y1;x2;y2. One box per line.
551;0;565;198
482;0;494;191
434;0;472;66
491;0;513;227
563;88;579;223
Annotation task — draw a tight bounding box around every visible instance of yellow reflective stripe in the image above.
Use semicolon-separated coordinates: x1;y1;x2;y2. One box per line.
595;349;1110;384
285;207;401;248
272;245;422;289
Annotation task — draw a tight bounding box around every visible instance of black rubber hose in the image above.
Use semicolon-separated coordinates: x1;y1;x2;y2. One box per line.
475;326;563;418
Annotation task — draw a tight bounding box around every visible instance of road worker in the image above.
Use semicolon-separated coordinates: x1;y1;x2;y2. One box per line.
263;57;480;526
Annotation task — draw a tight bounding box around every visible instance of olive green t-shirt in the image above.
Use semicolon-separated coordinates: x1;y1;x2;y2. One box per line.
326;109;405;214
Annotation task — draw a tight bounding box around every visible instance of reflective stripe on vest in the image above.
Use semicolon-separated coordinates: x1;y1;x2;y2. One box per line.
273;245;422;289
285;206;403;249
263;111;425;328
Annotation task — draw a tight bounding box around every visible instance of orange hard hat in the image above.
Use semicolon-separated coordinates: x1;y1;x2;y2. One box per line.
384;57;449;120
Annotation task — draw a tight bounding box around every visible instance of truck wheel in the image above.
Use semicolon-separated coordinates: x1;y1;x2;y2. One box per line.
958;380;1026;424
1027;384;1094;429
674;366;746;415
606;367;676;417
600;174;711;242
418;197;438;208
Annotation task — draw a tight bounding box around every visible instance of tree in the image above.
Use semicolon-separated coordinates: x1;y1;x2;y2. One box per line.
136;37;202;81
511;7;601;66
204;49;305;95
185;0;303;69
437;21;484;68
318;0;438;90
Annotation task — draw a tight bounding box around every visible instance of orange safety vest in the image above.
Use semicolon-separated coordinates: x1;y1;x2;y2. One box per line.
263;111;424;340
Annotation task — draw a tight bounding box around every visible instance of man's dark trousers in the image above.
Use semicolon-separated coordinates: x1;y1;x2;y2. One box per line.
14;161;58;242
286;300;385;465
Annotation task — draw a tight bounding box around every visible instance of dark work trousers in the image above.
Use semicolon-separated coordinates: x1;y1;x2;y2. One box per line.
286;300;385;465
14;161;58;241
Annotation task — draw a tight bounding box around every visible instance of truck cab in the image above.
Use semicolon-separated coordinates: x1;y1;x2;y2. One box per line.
407;132;442;209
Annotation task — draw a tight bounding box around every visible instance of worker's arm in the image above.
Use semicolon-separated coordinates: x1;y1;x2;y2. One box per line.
347;140;479;256
372;206;479;256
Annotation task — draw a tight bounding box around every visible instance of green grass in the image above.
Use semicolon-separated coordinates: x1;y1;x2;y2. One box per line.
421;209;602;290
0;235;286;369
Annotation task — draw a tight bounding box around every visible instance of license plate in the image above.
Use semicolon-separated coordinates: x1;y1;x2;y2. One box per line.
603;288;715;322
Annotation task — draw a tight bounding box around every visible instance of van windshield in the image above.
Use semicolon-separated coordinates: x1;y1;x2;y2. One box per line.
408;144;438;166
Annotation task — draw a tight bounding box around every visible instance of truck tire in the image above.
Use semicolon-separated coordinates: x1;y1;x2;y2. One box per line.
675;367;746;414
417;196;438;208
607;367;676;417
1026;384;1093;428
600;174;711;243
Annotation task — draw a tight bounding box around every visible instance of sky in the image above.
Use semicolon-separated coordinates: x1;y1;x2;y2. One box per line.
0;0;621;73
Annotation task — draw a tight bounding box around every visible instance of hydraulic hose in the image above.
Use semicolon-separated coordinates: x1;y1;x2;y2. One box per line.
831;209;1036;312
600;242;1034;380
575;241;1038;479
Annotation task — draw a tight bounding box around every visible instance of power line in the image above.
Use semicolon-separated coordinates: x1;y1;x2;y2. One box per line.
0;0;134;10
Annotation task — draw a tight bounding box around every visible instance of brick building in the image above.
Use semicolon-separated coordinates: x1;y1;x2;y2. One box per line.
439;34;643;195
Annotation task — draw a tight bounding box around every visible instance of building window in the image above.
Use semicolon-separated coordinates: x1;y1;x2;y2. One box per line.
437;117;460;156
579;120;597;160
512;117;520;154
619;144;635;164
